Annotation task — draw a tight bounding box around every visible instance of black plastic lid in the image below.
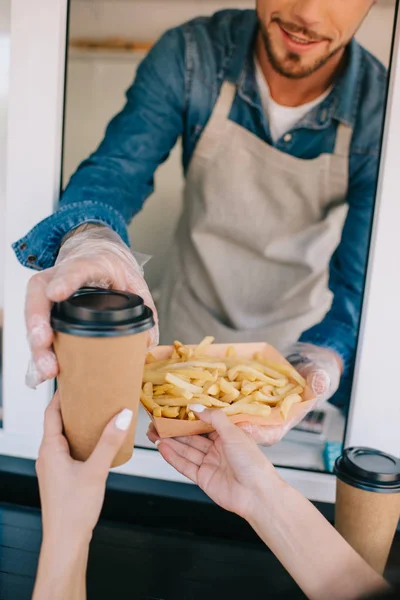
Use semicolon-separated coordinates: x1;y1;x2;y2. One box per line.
334;447;400;494
51;287;155;337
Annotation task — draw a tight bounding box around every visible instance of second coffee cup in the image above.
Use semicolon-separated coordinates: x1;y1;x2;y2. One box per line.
335;447;400;575
51;287;154;467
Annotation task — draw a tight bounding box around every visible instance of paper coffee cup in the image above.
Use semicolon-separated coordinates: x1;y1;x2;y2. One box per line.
51;287;154;467
334;447;400;574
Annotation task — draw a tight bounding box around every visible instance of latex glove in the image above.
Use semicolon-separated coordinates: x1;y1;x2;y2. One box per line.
236;343;342;446
147;406;280;520
36;392;132;544
25;224;158;388
285;342;342;404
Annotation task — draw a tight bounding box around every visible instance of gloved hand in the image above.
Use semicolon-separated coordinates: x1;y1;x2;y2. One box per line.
237;342;342;446
25;224;158;389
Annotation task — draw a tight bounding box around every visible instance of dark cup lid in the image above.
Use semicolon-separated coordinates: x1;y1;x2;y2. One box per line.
51;287;155;337
334;447;400;493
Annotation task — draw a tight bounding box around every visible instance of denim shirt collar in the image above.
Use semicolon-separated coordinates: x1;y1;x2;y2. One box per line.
226;11;363;132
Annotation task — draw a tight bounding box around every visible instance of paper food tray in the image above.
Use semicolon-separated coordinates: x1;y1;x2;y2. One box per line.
142;342;316;438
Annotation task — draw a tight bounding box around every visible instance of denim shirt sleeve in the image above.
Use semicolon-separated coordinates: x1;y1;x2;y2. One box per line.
299;152;379;399
13;27;186;270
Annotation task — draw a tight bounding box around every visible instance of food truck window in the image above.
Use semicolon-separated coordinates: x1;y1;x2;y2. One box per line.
61;0;397;474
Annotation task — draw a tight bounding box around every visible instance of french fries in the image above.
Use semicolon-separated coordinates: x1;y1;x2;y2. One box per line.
280;393;302;420
140;338;306;422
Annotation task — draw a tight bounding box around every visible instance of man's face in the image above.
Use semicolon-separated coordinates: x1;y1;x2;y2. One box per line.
257;0;374;78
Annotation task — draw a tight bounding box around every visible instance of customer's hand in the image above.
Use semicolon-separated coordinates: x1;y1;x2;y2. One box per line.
36;392;133;545
236;343;342;445
147;406;282;520
25;224;158;388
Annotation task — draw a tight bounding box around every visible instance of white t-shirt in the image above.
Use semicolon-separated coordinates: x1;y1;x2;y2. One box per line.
254;59;332;143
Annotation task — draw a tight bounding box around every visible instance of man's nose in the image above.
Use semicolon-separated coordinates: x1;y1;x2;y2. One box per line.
290;0;326;30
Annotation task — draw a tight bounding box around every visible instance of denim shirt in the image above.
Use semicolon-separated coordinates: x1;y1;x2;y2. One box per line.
14;10;387;408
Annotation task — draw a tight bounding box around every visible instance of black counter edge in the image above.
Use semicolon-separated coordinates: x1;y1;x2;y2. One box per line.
0;454;335;543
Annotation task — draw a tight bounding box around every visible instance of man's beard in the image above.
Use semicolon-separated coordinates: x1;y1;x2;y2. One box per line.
258;17;344;79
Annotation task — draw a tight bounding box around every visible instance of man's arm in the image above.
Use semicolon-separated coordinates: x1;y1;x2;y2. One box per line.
13;27;186;271
299;153;379;387
20;29;185;385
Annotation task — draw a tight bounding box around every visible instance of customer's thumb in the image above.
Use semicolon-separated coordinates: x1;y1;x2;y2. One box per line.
188;405;241;440
86;409;133;477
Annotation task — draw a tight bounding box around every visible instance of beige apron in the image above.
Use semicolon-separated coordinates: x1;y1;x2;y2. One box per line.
158;82;351;352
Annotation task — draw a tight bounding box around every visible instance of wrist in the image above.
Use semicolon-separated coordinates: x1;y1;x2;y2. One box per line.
244;467;289;525
34;532;89;600
39;533;89;582
61;222;107;247
43;525;92;554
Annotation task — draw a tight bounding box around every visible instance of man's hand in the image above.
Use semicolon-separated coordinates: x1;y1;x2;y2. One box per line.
25;224;158;388
147;406;282;520
36;392;133;544
235;343;343;446
285;343;343;402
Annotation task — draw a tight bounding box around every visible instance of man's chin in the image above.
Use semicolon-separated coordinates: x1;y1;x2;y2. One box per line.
268;54;317;79
275;61;321;79
265;35;345;80
267;45;336;79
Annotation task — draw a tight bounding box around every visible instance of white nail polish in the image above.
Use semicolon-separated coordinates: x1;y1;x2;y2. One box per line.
155;440;160;448
188;403;206;413
115;409;133;431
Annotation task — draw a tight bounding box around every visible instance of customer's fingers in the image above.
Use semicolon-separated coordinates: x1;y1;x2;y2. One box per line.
146;423;160;444
155;437;206;467
147;423;213;454
188;405;242;443
172;434;213;454
156;441;199;484
86;409;133;477
43;392;63;438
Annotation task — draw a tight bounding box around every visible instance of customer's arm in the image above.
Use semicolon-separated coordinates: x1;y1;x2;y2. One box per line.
148;408;390;600
33;394;132;600
247;471;389;600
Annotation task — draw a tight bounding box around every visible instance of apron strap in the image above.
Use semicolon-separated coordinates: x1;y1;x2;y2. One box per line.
334;123;353;157
192;82;237;158
208;82;237;126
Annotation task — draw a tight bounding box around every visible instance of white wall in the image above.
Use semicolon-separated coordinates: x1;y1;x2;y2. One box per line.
63;0;397;290
0;1;11;308
69;0;396;66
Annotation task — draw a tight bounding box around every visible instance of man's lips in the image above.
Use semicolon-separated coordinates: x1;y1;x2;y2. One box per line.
278;23;327;53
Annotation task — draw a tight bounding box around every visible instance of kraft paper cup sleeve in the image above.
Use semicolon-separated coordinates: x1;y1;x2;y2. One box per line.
142;342;315;438
335;478;400;574
55;330;148;467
